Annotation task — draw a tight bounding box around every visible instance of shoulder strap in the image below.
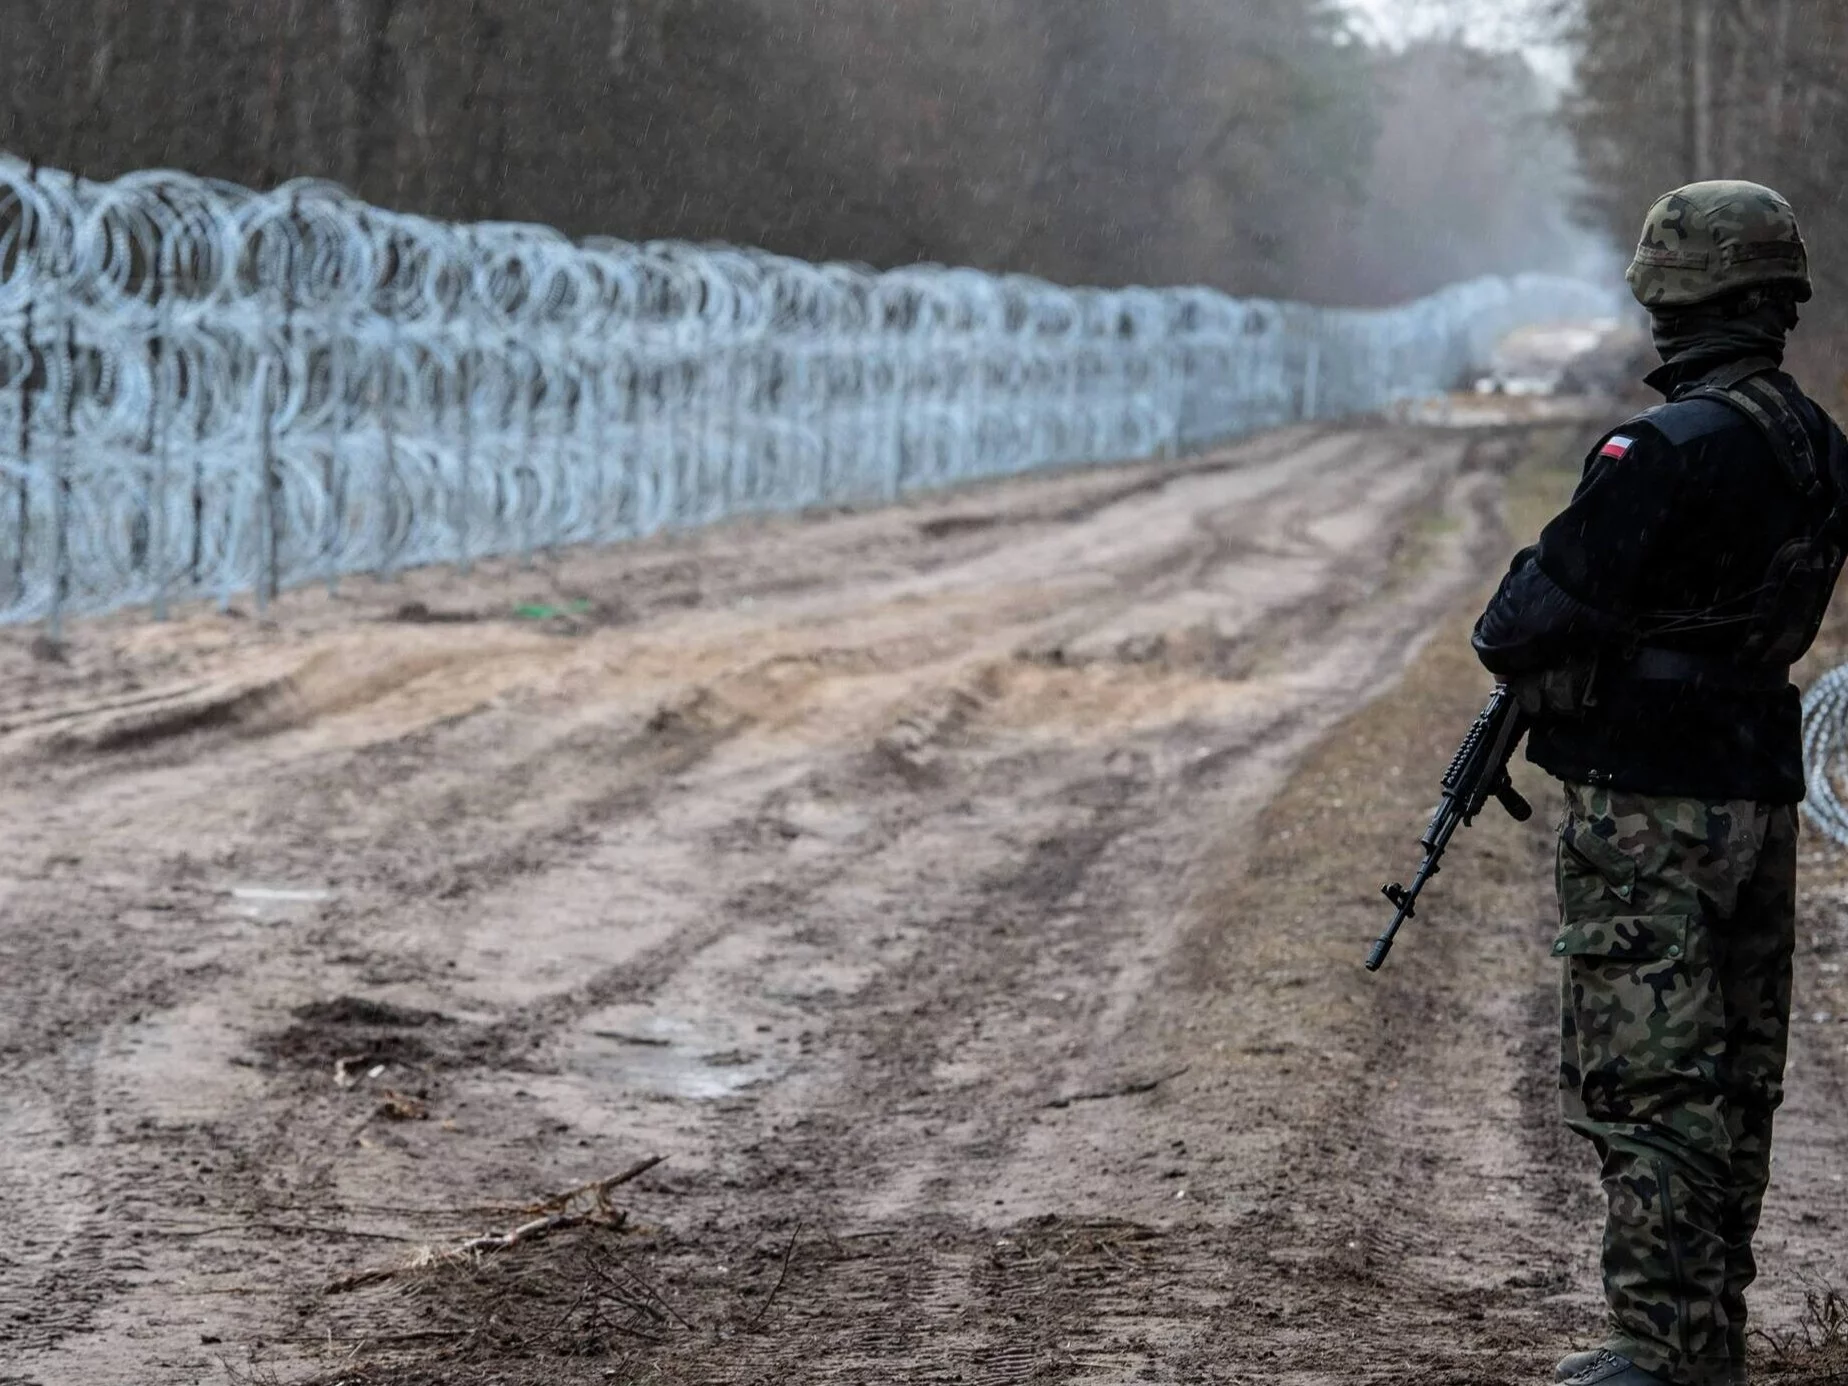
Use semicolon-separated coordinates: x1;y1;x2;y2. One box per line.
1693;355;1781;392
1824;416;1848;499
1683;365;1824;498
1821;423;1848;544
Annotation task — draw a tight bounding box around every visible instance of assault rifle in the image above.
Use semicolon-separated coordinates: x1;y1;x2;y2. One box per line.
1367;684;1533;972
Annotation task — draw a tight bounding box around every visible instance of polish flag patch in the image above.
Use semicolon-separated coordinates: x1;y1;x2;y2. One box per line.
1599;434;1636;460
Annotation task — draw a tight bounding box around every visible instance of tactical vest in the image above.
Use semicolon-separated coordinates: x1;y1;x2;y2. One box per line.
1513;363;1847;722
1668;359;1848;668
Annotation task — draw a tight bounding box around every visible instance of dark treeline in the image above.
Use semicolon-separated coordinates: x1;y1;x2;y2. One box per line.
2;0;1593;304
1566;0;1848;376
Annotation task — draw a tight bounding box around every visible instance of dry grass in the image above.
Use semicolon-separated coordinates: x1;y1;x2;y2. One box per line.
279;1218;817;1386
1758;1283;1848;1384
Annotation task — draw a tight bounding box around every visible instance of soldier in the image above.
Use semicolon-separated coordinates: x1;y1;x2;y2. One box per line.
1473;181;1848;1386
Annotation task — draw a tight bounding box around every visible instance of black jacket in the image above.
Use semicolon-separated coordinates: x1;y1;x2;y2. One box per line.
1472;360;1846;804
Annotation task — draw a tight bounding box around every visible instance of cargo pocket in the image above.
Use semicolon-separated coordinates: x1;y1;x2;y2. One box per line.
1556;913;1704;1123
1557;818;1639;917
1551;912;1692;964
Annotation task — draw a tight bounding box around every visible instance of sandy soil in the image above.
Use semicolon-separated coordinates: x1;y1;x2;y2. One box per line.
3;420;1846;1386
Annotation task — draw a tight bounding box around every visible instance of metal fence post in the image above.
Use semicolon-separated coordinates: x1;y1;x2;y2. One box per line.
152;305;175;621
325;297;346;595
48;308;74;644
377;325;401;581
147;319;168;620
456;343;473;575
256;356;278;615
13;230;33;610
256;203;289;614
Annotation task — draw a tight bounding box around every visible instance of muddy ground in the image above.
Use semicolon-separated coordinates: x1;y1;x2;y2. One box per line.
3;421;1847;1386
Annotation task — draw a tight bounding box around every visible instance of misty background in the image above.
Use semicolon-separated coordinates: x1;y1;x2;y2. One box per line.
1;0;1844;362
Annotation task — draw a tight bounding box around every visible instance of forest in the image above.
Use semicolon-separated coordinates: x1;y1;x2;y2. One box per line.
1567;0;1848;372
4;0;1843;337
0;0;1596;308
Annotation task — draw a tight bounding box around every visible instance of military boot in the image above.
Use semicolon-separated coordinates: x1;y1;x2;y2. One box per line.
1559;1346;1743;1386
1556;1349;1604;1382
1560;1352;1676;1385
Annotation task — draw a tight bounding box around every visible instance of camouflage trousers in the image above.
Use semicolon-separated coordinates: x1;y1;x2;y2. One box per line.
1556;783;1797;1386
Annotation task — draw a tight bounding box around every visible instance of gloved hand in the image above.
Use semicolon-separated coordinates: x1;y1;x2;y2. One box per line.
1504;664;1596;719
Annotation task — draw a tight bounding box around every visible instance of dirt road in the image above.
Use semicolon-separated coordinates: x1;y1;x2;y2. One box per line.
3;421;1846;1385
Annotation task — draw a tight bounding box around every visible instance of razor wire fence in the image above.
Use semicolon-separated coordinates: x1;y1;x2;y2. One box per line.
0;156;1621;633
1804;668;1848;846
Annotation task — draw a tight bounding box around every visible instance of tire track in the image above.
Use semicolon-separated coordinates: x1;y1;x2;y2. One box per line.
0;421;1608;1383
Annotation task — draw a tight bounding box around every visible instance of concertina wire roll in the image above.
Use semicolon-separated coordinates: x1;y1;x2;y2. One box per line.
27;161;1848;844
0;156;1619;634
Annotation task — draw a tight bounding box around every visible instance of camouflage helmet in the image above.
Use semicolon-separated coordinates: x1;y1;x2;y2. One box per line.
1626;180;1812;308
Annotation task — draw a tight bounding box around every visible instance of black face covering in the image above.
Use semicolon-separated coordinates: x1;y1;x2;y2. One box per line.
1648;289;1802;374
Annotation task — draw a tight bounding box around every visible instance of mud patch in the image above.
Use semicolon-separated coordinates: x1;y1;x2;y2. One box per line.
388;601;482;625
23;641;531;756
1017;624;1253;680
873;685;985;779
292;997;453;1029
50;673;300;754
645;685;744;740
257;995;496;1073
918;513;1002;539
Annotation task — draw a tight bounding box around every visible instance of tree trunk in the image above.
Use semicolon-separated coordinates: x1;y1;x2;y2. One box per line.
258;0;288;185
1690;0;1715;179
286;0;311;177
608;0;630;70
348;0;402;196
1769;0;1792;150
461;0;503;214
1717;0;1746;175
399;4;436;209
335;0;367;186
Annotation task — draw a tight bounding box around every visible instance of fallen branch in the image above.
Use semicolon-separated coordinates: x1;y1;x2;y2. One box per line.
464;1155;669;1220
589;1254;696;1331
1045;1067;1189;1110
745;1223;803;1331
161;1222;416;1243
325;1155;666;1294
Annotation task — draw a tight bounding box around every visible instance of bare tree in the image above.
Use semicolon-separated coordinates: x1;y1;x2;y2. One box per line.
0;0;1543;302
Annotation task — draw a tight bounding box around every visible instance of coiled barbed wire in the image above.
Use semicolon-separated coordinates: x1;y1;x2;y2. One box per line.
0;156;1621;629
1803;666;1848;846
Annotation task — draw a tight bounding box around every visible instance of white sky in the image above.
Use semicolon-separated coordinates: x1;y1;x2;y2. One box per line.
1340;0;1574;88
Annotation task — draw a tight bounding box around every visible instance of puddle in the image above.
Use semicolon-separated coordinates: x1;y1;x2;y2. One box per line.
569;1004;781;1100
225;885;333;922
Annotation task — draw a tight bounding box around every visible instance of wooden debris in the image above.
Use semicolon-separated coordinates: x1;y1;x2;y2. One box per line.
1044;1066;1189;1110
325;1155;666;1294
375;1090;428;1121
